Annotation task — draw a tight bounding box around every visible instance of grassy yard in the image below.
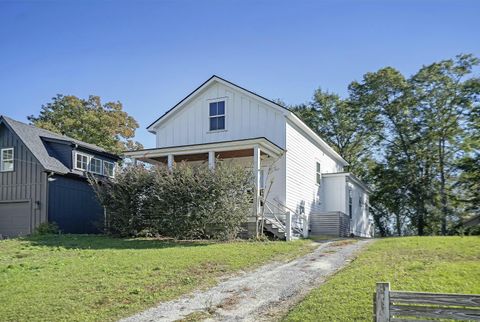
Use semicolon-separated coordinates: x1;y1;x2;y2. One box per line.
0;235;313;322
285;236;480;321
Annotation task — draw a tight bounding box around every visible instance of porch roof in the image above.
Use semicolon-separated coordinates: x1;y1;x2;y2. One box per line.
124;137;284;161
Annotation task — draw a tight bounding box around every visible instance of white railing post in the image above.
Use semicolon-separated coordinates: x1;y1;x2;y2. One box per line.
167;154;174;171
208;151;215;170
253;145;261;232
302;215;309;238
285;211;292;241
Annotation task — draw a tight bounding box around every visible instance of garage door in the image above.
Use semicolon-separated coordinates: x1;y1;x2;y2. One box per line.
0;201;31;238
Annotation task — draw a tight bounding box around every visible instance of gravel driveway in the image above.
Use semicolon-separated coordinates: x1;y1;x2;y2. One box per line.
120;239;372;322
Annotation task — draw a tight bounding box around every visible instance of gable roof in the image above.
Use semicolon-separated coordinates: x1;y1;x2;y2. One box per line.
0;115;118;174
147;75;348;166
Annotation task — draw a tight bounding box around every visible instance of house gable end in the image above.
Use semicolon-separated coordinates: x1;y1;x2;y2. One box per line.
152;77;288;149
147;75;289;133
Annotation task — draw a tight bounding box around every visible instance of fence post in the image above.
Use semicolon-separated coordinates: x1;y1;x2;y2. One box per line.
375;282;390;322
285;211;292;241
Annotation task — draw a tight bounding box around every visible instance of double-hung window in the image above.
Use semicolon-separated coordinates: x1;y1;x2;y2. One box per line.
103;161;115;178
315;162;321;185
1;148;14;172
75;152;89;171
209;100;225;131
90;157;103;174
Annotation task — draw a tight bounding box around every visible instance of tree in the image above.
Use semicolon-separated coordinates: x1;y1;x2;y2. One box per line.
291;89;378;176
411;54;480;234
28;94;143;154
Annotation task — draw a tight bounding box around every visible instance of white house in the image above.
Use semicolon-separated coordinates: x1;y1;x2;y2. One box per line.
126;76;374;239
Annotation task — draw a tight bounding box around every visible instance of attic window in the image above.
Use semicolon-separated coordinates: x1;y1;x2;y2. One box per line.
103;161;115;178
209;101;225;131
90;158;103;175
1;148;14;172
75;152;89;171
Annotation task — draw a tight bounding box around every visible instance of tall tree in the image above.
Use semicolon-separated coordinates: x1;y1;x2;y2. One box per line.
411;54;480;234
291;89;378;175
28;95;143;154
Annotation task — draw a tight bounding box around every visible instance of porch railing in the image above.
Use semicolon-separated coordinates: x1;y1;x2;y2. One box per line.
263;200;308;240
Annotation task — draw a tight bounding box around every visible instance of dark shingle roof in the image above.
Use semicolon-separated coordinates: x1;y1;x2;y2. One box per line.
0;115;117;174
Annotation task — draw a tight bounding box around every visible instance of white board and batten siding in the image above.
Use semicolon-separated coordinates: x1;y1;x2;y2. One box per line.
285;119;344;218
151;80;288;206
154;82;286;149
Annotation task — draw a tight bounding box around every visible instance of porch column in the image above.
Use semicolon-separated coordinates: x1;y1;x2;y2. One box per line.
208;151;215;170
167;154;174;171
253;145;261;226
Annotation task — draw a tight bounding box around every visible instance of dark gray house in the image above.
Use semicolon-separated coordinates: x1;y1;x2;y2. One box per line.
0;115;120;237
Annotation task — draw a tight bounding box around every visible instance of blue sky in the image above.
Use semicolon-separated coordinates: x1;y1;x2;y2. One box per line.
1;0;479;147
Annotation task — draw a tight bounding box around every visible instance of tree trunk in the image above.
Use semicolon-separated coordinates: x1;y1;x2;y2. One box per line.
439;138;448;235
395;213;402;236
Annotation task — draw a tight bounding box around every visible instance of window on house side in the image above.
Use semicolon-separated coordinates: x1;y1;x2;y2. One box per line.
315;162;321;185
90;158;103;175
75;152;89;171
0;148;14;172
209;101;225;131
349;190;353;219
104;161;115;178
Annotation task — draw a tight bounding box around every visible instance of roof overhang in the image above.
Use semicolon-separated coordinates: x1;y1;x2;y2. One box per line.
323;172;372;193
286;113;348;166
124;137;284;160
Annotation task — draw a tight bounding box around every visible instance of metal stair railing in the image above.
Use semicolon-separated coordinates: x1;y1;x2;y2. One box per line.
263;200;307;238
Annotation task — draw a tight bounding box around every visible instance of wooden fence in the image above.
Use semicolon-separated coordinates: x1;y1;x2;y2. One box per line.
374;282;480;321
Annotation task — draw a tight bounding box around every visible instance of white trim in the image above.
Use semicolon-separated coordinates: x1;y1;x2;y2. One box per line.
103;161;115;178
74;151;90;171
208;98;226;132
315;160;322;185
125;138;283;160
0;147;14;172
90;157;103;175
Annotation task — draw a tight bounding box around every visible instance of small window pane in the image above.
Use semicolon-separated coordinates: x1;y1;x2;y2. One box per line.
217;101;225;115
316;162;321;172
90;158;103;174
209;102;217;116
217;116;225;130
104;162;115;177
76;154;88;170
316;173;321;184
1;149;14;172
210;117;217;131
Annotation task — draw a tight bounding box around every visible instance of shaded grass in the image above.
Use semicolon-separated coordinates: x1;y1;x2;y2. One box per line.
0;234;313;322
284;236;480;321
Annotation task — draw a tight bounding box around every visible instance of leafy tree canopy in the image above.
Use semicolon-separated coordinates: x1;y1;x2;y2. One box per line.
28;95;143;154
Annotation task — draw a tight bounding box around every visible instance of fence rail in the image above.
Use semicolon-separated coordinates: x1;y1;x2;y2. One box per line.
374;282;480;321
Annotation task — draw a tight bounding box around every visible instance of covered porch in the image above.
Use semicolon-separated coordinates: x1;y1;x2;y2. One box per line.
124;138;291;238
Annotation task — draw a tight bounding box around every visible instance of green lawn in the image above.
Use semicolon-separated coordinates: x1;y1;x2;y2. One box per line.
0;235;312;322
284;236;480;321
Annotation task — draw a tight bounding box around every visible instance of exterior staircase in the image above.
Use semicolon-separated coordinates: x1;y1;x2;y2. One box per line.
262;200;307;240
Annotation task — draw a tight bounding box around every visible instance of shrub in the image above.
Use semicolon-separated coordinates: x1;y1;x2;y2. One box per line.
34;222;60;235
91;162;253;240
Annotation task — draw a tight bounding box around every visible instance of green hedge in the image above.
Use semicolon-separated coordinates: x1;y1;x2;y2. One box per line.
91;162;253;239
